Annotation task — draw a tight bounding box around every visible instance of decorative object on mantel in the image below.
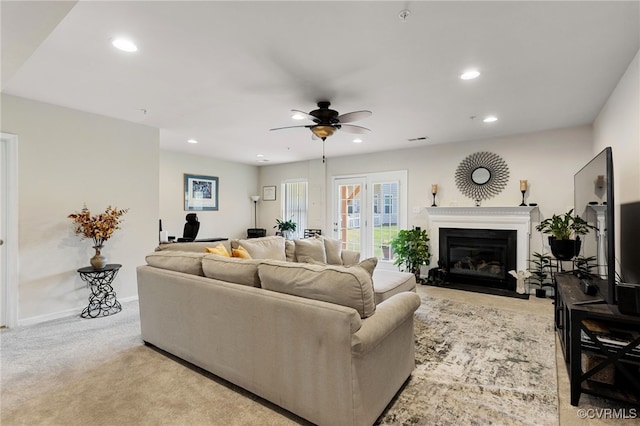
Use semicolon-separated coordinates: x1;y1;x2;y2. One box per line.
431;184;438;207
68;205;128;269
519;180;528;206
455;151;509;204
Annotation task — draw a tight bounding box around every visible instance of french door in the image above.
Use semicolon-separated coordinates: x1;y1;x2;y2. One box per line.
332;171;407;262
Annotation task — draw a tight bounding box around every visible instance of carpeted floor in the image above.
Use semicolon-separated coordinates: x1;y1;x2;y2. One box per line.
0;286;631;425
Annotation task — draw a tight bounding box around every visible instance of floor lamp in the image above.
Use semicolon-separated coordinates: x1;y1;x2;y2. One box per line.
250;195;260;228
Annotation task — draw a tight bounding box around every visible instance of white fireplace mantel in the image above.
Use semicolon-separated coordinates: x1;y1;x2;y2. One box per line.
425;206;538;271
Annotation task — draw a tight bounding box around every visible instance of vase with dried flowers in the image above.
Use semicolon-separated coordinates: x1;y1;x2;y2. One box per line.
68;205;129;269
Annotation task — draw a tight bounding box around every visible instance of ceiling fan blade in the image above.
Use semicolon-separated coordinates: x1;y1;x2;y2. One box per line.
291;109;320;122
339;124;371;134
337;110;372;123
270;125;312;131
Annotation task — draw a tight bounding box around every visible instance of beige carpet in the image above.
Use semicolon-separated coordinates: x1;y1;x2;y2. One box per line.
0;285;632;425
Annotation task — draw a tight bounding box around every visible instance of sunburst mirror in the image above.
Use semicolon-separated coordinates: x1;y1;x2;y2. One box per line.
455;152;510;201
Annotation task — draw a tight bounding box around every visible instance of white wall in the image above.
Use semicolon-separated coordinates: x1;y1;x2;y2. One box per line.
593;48;640;281
593;49;640;205
159;150;259;241
1;94;159;324
259;125;594;266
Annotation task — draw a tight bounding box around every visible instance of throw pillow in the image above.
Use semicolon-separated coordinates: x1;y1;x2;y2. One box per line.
258;260;376;318
235;236;286;260
145;251;205;276
232;246;252;259
318;235;343;265
202;255;262;287
205;244;231;257
294;238;327;263
354;257;378;277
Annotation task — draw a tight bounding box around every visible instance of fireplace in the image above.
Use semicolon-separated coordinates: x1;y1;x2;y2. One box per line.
440;228;517;290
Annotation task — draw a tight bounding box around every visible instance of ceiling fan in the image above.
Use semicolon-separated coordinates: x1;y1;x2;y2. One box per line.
270;101;372;141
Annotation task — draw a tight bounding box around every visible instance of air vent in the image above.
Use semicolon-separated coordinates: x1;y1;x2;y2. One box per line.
408;136;429;142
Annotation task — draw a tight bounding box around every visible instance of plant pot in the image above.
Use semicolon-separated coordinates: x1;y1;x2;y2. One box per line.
549;237;581;260
535;288;547;298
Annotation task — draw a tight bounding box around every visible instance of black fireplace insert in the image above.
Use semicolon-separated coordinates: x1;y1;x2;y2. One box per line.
440;228;517;291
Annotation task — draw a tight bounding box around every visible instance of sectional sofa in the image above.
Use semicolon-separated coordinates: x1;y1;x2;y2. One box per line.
137;236;421;425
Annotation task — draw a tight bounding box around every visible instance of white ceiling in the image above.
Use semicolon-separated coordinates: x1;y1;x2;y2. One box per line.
2;1;639;165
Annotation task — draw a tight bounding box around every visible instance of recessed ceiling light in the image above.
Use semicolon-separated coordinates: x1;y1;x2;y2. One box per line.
187;139;198;144
483;116;498;123
460;70;480;80
112;38;138;52
353;138;363;143
292;113;305;120
257;154;264;158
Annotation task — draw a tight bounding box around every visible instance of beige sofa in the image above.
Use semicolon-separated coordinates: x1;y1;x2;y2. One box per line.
137;236;421;425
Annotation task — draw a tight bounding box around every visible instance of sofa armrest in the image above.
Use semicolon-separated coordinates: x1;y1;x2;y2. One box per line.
351;291;420;356
341;249;361;265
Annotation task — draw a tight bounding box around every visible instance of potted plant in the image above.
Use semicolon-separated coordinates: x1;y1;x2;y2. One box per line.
389;227;431;283
535;209;596;260
527;252;554;297
274;218;297;239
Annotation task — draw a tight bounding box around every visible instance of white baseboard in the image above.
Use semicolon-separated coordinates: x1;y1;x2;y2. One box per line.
17;295;139;327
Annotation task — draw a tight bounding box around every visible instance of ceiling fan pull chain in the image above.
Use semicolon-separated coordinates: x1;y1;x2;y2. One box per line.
322;139;326;163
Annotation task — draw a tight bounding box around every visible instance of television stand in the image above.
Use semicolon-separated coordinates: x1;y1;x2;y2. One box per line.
555;274;640;406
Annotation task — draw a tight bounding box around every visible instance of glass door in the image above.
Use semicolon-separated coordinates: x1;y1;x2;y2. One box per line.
334;178;366;253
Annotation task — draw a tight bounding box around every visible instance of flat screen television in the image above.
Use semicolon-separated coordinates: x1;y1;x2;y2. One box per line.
574;147;615;304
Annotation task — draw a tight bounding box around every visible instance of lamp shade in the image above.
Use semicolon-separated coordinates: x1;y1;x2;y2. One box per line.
250;195;260;202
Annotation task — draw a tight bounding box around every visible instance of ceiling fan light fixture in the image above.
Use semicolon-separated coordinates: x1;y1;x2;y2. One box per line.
353;138;363;143
311;125;336;139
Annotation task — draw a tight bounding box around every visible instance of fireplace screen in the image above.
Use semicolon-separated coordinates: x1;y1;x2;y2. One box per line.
449;239;507;279
440;228;517;290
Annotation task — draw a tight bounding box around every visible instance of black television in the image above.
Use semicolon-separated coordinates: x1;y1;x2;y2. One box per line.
573;147;615;304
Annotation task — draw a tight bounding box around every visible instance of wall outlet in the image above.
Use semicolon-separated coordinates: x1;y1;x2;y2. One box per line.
412;206;422;214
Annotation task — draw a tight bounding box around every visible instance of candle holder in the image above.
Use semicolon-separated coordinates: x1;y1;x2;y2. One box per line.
519;189;527;206
431;191;437;207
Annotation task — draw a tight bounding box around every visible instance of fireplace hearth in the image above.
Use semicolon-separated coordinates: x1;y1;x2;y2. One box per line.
440;228;517;291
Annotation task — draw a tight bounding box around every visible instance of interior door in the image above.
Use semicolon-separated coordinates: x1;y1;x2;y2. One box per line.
333;178;366;254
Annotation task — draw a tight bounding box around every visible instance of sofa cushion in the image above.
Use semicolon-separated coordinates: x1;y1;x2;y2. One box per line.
319;236;343;265
205;244;231;257
356;257;378;277
233;236;286;260
258;260;376;318
294;238;327;263
372;269;416;304
202;255;262;287
145;251;205;276
285;240;297;262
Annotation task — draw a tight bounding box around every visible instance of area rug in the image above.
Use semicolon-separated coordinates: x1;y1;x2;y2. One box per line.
377;295;558;425
2;295;559;425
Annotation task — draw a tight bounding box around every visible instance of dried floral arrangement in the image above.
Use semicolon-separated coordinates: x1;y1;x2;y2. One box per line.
68;205;129;247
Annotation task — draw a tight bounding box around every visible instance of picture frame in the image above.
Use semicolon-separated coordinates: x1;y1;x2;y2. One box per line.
184;174;219;211
263;185;276;201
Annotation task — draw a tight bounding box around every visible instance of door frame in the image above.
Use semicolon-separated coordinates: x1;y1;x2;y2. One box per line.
1;133;19;328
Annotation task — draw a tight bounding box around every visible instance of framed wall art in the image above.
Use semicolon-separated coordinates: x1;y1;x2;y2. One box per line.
263;185;276;201
184;174;219;211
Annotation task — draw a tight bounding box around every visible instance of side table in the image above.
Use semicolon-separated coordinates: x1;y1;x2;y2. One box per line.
77;264;122;318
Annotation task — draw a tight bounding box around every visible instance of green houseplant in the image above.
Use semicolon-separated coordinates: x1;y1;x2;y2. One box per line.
274;218;297;239
527;252;554;297
389;227;430;283
535;209;596;260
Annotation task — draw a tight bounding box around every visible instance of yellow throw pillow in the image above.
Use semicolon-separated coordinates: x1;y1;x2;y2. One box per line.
232;246;252;259
205;244;231;257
